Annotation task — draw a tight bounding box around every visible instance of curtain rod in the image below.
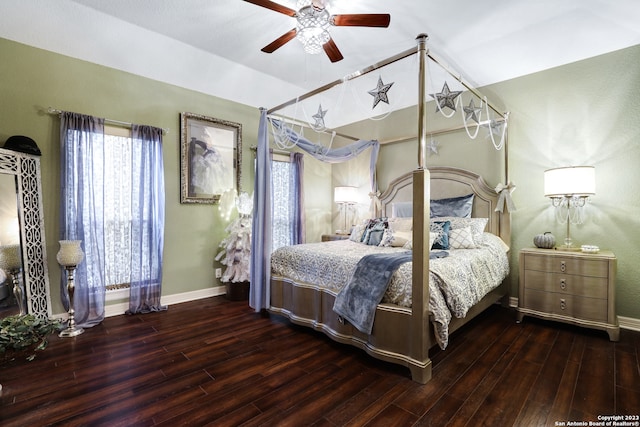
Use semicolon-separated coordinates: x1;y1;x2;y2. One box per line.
249;145;289;155
47;107;170;135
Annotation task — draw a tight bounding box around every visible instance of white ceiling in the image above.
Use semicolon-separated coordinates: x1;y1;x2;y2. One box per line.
1;0;639;127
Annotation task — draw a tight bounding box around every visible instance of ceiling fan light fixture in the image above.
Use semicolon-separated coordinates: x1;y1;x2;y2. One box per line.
296;4;330;54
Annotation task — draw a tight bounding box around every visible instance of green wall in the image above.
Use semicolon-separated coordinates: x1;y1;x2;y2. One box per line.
501;44;640;320
0;38;258;314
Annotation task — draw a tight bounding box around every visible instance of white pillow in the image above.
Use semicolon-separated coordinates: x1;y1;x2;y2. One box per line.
388;217;412;233
449;226;477;249
379;229;411;247
349;222;367;242
431;217;488;241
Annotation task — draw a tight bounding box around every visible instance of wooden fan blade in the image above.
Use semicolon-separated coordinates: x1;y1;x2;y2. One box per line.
243;0;297;17
261;28;297;53
323;38;344;63
331;14;391;27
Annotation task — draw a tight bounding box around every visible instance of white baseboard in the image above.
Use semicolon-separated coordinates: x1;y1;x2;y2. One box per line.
618;316;640;332
104;286;226;318
510;297;640;332
69;292;640;333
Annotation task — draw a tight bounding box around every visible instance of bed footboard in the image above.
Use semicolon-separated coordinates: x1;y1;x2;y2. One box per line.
269;275;433;384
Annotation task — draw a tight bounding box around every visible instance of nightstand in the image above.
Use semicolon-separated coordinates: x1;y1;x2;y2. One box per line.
517;247;619;341
321;234;350;242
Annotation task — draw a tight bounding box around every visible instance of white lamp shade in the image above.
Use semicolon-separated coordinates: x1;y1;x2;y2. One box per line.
334;186;357;204
0;244;21;271
544;166;595;197
56;240;85;267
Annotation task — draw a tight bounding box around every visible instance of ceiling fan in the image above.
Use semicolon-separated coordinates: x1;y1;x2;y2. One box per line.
243;0;391;63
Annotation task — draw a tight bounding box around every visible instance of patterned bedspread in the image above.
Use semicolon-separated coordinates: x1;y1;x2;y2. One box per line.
270;233;510;349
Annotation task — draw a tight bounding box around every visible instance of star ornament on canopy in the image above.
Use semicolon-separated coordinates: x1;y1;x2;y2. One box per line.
484;119;504;137
368;76;394;109
427;138;440;155
463;99;482;123
312;104;328;129
431;82;462;112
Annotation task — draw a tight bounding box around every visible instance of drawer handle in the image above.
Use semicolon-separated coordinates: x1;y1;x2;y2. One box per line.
560;261;566;273
560;299;566;310
560;279;566;290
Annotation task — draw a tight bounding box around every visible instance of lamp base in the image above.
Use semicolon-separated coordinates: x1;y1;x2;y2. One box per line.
59;326;84;338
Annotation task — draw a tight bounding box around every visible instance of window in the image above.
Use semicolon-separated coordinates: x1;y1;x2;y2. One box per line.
271;155;294;251
103;126;135;290
60;111;166;322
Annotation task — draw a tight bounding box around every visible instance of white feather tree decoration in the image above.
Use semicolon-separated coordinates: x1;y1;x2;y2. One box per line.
215;193;253;283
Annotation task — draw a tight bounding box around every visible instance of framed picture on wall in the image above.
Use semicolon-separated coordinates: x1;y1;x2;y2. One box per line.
180;112;242;204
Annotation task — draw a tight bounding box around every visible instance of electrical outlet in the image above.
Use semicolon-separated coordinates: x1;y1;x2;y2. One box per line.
215;268;222;279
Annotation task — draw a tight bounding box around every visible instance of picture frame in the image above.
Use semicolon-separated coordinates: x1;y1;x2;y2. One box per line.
180;112;242;204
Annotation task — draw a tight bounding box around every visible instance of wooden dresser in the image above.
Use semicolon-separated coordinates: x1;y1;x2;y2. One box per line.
517;248;619;341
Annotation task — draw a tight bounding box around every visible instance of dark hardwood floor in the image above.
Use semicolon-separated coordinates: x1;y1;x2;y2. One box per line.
1;296;639;426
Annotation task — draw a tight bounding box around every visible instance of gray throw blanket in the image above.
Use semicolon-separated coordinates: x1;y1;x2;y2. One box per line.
333;251;413;334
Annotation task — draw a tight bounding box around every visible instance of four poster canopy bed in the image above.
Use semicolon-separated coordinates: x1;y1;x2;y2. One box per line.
250;34;513;383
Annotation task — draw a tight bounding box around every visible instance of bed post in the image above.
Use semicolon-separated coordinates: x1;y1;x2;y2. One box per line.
416;33;429;170
408;34;432;384
411;169;431;383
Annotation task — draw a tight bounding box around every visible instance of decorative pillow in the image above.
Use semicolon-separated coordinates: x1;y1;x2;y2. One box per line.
388;217;412;233
379;229;411;247
349;221;368;242
430;194;474;218
429;231;438;249
449;226;477;249
362;217;388;246
429;220;451;250
391;202;413;218
432;217;488;242
379;228;393;247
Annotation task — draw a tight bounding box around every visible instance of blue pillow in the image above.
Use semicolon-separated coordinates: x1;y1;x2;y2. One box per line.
430;220;451;250
430;194;474;218
362;217;388;245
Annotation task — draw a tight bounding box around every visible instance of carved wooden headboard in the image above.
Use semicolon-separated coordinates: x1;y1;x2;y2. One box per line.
377;167;511;245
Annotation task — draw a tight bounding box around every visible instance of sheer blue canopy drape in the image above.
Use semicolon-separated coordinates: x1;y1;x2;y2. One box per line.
270;118;379;192
250;109;272;311
250;113;379;312
60;112;166;326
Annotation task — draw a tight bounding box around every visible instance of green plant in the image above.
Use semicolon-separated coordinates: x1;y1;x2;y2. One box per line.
0;314;61;362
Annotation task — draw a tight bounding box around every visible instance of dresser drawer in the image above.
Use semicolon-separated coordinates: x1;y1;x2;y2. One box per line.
523;270;608;299
524;254;609;278
524;289;608;322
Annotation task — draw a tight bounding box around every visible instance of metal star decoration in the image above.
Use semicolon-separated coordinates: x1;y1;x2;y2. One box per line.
484;119;503;137
368;76;394;109
427;138;439;155
312;104;328;129
463;99;482;123
431;82;462;112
